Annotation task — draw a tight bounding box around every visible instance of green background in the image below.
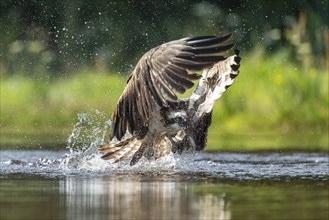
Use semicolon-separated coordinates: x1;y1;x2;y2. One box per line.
0;0;328;151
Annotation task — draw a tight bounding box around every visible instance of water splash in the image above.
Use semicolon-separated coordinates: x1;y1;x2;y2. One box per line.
67;110;111;153
0;111;328;180
61;110;111;171
59;110;196;174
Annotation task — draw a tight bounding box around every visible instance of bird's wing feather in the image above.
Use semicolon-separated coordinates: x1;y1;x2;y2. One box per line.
110;33;234;140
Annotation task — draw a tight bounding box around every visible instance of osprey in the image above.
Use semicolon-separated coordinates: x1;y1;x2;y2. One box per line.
98;33;241;165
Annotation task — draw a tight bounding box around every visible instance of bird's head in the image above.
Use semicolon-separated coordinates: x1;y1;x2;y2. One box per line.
165;110;188;130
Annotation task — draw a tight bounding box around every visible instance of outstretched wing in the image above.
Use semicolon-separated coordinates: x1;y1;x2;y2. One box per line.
187;49;241;151
194;49;241;117
110;34;235;140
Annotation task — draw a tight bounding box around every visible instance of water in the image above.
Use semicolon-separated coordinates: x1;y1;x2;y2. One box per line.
1;113;328;220
0;150;328;180
0;150;328;220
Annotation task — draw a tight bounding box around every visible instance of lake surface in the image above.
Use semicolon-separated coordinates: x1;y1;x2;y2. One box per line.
0;150;328;220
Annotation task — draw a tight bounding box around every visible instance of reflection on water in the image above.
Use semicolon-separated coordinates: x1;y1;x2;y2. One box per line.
60;176;231;220
1;150;328;220
1;174;328;220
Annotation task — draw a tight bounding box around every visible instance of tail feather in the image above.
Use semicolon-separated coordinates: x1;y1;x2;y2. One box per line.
98;145;126;154
98;138;131;152
114;141;142;163
98;136;141;161
130;143;147;166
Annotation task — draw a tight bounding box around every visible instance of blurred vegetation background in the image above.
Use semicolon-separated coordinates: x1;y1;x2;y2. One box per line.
0;0;328;151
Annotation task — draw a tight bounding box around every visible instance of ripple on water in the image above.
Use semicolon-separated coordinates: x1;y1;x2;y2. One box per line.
0;149;328;181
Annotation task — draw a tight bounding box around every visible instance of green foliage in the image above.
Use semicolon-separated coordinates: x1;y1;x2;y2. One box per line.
211;47;328;132
1;1;328;75
1;72;125;133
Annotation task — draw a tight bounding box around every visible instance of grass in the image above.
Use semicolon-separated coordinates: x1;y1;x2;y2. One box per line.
1;48;328;151
1;72;125;131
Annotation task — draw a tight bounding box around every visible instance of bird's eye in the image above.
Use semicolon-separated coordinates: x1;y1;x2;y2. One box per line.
168;117;182;124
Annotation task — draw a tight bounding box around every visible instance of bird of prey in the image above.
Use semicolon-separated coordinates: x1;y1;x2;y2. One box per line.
98;33;241;165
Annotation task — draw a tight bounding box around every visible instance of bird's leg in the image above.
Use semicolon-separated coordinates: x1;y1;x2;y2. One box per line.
143;136;155;159
144;147;154;159
171;130;187;153
153;135;172;159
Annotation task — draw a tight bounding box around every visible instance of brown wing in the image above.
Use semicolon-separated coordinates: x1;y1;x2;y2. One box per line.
110;33;234;140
